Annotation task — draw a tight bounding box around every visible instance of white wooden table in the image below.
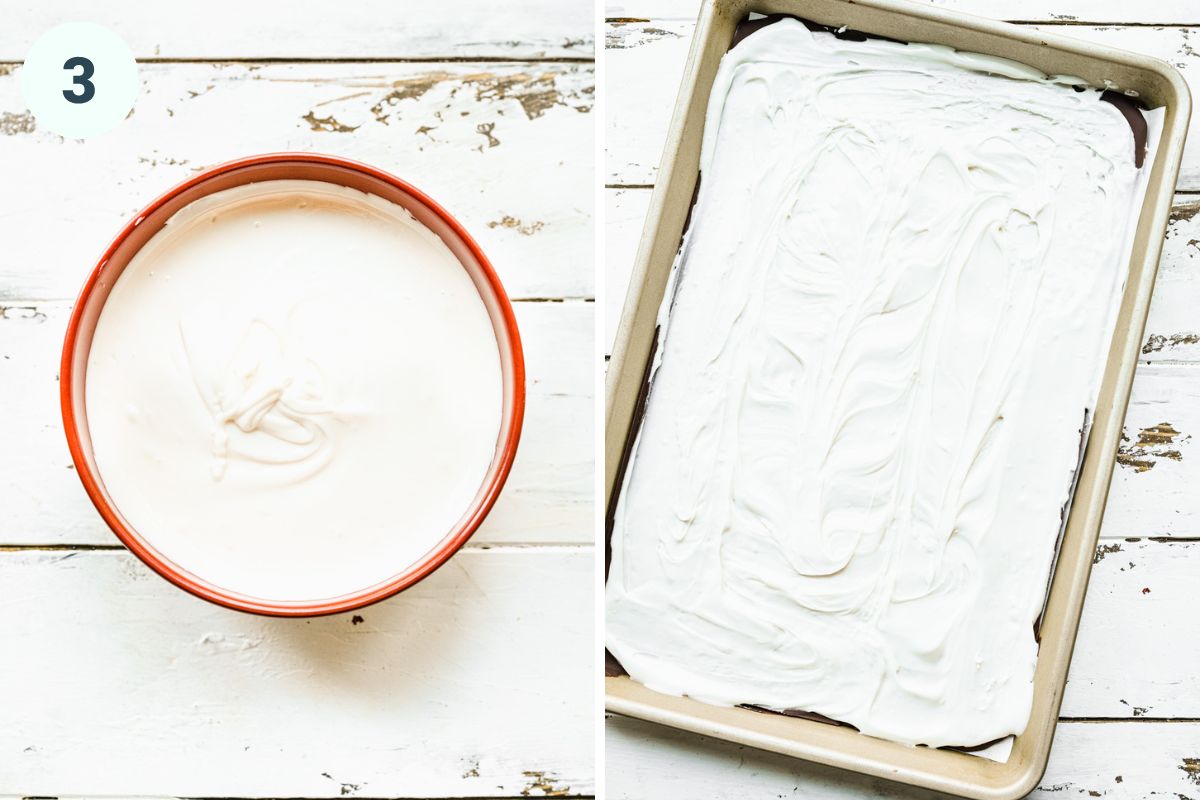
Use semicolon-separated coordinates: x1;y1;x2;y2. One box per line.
605;2;1200;797
0;3;594;797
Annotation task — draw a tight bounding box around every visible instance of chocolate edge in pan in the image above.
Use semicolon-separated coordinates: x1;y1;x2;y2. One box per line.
606;12;1148;738
1036;409;1093;644
1100;91;1149;167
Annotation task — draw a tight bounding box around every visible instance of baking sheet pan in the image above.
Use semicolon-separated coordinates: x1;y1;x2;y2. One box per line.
603;1;1190;797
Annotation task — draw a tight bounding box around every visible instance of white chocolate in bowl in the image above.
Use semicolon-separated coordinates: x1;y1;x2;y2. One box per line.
606;20;1161;750
86;179;503;601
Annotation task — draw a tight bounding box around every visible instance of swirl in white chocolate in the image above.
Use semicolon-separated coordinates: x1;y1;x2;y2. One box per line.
606;20;1160;749
179;318;336;483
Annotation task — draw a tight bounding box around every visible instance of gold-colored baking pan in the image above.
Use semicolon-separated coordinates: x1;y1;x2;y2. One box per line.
604;1;1190;797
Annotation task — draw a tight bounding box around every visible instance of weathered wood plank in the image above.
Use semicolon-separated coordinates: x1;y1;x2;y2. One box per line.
1;1;593;60
605;22;1200;190
606;0;1200;24
605;22;690;187
0;301;593;545
0;61;595;302
1066;539;1200;718
605;186;1200;538
1103;364;1199;539
604;187;651;353
607;714;1200;799
0;548;593;798
1139;200;1200;364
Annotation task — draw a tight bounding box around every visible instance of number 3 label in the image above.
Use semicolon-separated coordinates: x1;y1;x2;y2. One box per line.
62;56;96;104
20;22;138;139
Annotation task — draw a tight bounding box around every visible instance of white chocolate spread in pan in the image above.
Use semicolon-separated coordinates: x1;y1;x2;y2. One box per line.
86;180;502;601
606;20;1161;749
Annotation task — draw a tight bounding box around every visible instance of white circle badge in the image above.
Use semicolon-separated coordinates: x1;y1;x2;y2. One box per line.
20;22;139;140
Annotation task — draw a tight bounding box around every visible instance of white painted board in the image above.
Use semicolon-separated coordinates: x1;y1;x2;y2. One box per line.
0;62;596;302
0;548;594;798
1;1;594;60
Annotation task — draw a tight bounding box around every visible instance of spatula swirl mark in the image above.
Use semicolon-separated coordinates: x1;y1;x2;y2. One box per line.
180;319;335;483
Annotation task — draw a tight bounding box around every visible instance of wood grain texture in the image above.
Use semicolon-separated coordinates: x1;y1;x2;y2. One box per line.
1143;200;1200;364
0;548;593;798
606;0;1200;24
0;300;592;546
1;1;593;60
605;21;1200;189
605;22;689;187
0;62;595;302
1065;539;1200;718
608;714;1200;799
1105;365;1199;539
604;188;650;353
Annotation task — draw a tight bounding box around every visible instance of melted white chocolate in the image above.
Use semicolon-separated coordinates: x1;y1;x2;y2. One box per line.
607;20;1160;749
87;180;502;601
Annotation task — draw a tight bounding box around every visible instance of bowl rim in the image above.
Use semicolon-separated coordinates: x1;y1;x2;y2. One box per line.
60;151;526;617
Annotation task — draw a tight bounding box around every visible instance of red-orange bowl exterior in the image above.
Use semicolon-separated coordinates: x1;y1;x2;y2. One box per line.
60;152;526;617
